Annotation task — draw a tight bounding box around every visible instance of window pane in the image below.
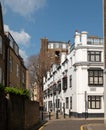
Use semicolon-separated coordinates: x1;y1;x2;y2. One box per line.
99;77;103;84
92;96;95;100
92;101;95;108
95;52;100;54
91;55;95;61
94;71;98;76
89;71;93;76
96;55;100;61
99;71;103;76
96;96;100;100
89;77;93;84
94;77;98;84
96;101;100;109
91;52;94;54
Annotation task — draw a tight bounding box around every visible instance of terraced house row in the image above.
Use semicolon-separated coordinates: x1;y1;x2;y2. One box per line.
0;3;27;89
43;31;104;118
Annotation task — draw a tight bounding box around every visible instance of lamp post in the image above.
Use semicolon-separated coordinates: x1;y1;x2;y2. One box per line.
85;91;88;119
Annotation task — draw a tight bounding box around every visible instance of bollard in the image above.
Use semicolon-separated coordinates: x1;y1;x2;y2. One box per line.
63;107;65;118
42;110;43;120
64;113;65;118
56;110;58;119
69;109;71;118
49;111;51;120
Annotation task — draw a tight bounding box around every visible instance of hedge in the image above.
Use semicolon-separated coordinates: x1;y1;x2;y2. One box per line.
0;84;30;99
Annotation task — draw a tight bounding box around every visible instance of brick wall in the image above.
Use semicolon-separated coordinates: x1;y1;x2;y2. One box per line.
24;101;40;130
0;94;8;130
8;94;25;130
0;93;40;130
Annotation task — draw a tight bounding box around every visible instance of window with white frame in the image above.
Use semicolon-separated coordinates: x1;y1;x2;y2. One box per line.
88;69;103;86
88;96;101;109
0;35;2;54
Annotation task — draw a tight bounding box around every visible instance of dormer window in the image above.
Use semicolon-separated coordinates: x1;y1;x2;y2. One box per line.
0;35;2;54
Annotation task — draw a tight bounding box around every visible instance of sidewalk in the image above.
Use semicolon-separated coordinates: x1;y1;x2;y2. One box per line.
81;124;106;130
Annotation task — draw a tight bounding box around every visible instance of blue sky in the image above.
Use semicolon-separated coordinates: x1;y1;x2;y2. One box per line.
0;0;103;62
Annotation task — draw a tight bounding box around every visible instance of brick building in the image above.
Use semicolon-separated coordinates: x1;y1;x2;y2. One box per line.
0;3;9;86
5;32;27;89
39;38;70;73
0;3;27;89
36;38;70;106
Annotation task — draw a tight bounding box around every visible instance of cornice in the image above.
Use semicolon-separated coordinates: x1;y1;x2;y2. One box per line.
73;62;104;67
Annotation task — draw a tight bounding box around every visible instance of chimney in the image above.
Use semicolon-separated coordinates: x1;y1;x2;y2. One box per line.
74;30;80;46
81;31;88;45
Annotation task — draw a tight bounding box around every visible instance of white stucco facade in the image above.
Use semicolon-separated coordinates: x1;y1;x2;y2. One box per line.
43;31;104;118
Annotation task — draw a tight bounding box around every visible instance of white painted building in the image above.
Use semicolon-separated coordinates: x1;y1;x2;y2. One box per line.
43;31;104;118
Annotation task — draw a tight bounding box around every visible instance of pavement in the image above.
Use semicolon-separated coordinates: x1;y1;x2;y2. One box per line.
81;123;106;130
38;112;106;130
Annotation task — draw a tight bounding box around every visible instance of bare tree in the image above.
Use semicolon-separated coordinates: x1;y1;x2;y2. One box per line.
27;54;47;106
27;54;39;87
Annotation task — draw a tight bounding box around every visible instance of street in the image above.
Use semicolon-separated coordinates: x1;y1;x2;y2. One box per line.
40;118;103;130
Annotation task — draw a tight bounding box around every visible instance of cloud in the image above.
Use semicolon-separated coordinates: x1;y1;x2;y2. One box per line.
4;24;31;45
3;0;47;17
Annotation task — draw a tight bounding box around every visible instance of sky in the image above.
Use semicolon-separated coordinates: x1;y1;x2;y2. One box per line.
0;0;103;63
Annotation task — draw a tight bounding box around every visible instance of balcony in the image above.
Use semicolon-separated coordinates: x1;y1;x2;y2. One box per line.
87;37;103;45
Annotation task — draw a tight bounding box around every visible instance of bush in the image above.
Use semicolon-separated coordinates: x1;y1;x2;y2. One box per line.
5;87;30;99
